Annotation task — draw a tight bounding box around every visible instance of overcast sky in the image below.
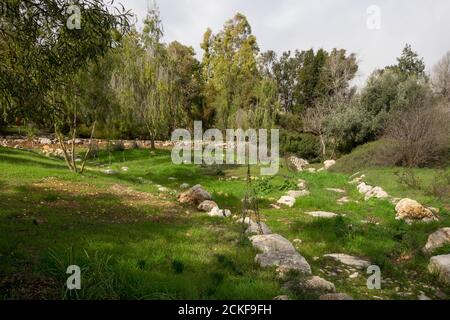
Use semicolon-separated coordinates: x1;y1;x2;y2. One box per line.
120;0;450;85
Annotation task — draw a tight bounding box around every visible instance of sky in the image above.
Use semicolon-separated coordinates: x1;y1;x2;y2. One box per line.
119;0;450;85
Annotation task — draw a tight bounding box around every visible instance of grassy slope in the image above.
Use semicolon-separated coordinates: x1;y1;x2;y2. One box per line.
0;146;449;300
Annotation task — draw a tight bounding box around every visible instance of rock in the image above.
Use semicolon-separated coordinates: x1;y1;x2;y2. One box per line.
320;293;353;300
270;204;281;209
418;292;431;300
288;156;309;172
324;254;370;269
255;251;311;274
364;186;389;200
158;186;169;192
246;220;272;235
208;207;231;218
307;168;316;173
178;184;212;205
428;254;450;284
297;179;308;190
103;169;118;175
324;160;336;170
250;234;311;274
286;190;310;198
349;272;359;279
198;200;218;212
121;167;129;172
273;295;290;300
357;182;373;194
395;198;437;221
180;183;190;189
39;138;52;145
337;196;351;205
277;196;296;208
326;188;346;194
306;211;338;219
423;228;450;254
350;175;365;185
303;276;336;293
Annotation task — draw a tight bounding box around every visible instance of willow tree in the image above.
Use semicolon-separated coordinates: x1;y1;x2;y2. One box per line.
0;0;130;172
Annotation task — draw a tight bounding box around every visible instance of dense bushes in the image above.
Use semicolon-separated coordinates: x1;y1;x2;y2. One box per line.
280;131;320;161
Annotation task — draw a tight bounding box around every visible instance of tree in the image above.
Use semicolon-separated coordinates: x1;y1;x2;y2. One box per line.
0;0;130;172
201;13;260;129
432;51;450;103
395;44;426;78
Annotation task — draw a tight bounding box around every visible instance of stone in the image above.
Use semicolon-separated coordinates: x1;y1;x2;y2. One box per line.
39;138;52;145
303;276;336;293
103;169;117;175
337;196;351;205
324;254;370;269
357;182;373;194
306;211;338;219
180;183;190;189
255;251;311;274
423;228;450;254
121;167;129;172
326;188;346;194
349;272;359;279
250;234;311;274
324;160;336;170
364;186;389;200
350;175;365;185
395;198;437;221
277;196;296;208
319;293;353;300
307;168;317;173
286;190;310;198
270;204;281;209
178;185;212;205
418;293;431;300
428;254;450;284
297;179;308;190
288;156;309;172
273;295;290;300
158;186;169;192
198;200;218;212
208;207;232;218
246;220;272;235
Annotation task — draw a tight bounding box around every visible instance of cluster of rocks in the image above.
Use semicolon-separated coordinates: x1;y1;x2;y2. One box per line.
178;185;232;218
351;174;439;223
273;179;310;209
423;228;450;284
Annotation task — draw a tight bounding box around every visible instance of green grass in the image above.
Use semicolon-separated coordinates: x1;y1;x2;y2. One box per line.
0;146;449;300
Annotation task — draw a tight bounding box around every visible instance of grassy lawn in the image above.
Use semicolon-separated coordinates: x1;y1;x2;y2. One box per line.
0;146;449;300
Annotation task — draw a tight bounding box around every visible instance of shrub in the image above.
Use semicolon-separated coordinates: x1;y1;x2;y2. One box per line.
280;131;320;161
382;106;449;167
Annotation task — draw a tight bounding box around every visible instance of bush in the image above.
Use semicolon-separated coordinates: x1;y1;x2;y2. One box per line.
382;106;449;167
108;140;125;152
280;131;320;161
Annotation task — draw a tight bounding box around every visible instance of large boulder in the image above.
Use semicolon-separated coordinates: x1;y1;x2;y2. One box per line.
395;198;437;221
198;200;218;212
250;234;311;274
428;254;450;284
178;184;212;205
423;228;450;254
242;218;272;235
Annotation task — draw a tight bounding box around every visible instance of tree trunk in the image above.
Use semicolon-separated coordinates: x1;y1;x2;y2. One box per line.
319;134;326;159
